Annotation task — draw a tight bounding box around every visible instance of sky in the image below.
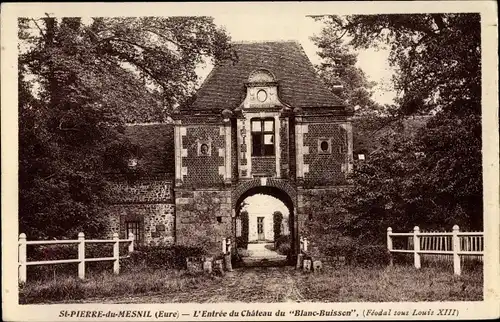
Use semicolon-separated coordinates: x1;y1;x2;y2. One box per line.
197;13;397;105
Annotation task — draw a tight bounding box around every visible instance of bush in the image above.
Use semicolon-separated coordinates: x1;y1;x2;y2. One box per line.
275;235;291;256
130;245;206;270
240;211;249;248
273;211;283;240
236;236;248;250
352;245;391;267
321;238;391;267
321;236;358;264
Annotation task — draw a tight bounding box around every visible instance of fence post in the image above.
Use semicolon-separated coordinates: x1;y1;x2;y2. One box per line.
221;238;226;254
113;233;119;274
452;225;461;275
226;238;232;254
128;232;134;254
78;232;85;279
387;227;393;266
18;233;27;284
413;226;421;269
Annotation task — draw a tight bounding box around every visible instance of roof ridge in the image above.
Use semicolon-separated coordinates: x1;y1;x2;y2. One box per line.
125;121;173;126
232;40;301;45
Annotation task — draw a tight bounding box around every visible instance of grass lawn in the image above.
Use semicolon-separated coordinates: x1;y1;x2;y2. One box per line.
19;263;482;304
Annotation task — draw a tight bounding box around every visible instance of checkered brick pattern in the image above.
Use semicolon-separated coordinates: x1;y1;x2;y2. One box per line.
251;157;276;176
182;126;225;187
303;122;348;186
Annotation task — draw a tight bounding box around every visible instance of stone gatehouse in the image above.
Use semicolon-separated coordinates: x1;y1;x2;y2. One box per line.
107;41;353;256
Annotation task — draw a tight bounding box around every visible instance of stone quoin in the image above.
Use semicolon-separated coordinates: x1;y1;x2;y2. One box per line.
106;41;353;256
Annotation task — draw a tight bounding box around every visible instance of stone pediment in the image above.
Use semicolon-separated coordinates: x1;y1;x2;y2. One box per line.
240;69;285;109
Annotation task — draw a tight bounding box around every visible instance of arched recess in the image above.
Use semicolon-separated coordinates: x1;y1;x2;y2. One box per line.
231;179;297;209
232;179;299;258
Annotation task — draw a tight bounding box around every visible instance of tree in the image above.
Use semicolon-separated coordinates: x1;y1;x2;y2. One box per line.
310;14;482;243
239;210;249;249
311;23;383;113
18;16;232;238
272;211;283;241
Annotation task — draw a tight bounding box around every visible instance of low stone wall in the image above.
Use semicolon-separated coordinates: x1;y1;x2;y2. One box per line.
107;204;175;245
106;178;175;245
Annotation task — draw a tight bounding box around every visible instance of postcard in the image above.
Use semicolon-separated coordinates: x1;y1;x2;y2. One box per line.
2;1;499;321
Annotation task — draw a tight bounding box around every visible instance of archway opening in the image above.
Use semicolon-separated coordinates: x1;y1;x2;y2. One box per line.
234;186;295;265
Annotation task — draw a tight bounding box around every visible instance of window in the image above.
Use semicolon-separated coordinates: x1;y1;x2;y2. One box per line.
197;140;212;156
126;221;142;244
251;118;275;156
318;138;332;154
200;143;209;155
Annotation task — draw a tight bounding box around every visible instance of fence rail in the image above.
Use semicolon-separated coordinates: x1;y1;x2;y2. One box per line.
387;225;483;275
18;232;134;283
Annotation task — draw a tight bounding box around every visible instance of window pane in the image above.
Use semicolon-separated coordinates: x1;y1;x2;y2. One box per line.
264;144;274;156
126;221;141;242
252;133;262;156
264;120;274;132
251;120;261;132
264;134;274;144
320;141;329;152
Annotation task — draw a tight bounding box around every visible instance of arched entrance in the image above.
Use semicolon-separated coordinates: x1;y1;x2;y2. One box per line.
233;184;297;265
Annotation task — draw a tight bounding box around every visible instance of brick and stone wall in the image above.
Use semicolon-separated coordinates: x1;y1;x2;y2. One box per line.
106;178;175;245
182;126;225;188
251;157;276;176
107;203;175;245
175;189;233;255
296;186;351;257
303;122;348;186
107;179;173;203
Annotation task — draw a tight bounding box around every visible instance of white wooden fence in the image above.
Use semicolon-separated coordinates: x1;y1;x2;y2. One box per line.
18;232;134;283
387;225;483;275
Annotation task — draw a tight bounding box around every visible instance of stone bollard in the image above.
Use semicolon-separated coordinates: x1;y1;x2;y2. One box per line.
296;254;304;269
313;260;323;273
186;257;195;273
186;257;204;273
214;259;225;276
203;256;213;274
303;259;312;273
224;254;233;272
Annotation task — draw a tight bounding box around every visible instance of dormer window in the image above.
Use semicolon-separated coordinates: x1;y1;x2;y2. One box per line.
251;118;275;156
257;89;268;102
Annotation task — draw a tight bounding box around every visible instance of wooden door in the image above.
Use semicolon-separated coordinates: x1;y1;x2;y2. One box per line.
257;217;265;240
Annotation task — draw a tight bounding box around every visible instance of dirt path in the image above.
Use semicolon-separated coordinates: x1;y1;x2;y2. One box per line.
72;267;302;304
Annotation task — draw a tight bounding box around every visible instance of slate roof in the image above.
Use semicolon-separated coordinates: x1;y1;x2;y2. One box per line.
189;41;344;111
353;115;432;154
122;123;175;175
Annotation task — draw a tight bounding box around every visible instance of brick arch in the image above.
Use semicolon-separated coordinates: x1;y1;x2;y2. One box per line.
231;178;297;209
